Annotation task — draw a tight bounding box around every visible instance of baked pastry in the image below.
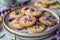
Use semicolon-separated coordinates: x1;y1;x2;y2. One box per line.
19;15;36;27
39;16;54;26
0;16;2;23
34;1;47;8
27;22;46;33
43;11;51;17
49;5;57;10
9;19;24;29
9;10;23;18
40;0;55;5
21;6;42;17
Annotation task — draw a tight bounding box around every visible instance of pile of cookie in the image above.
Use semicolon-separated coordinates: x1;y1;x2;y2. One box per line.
34;0;59;10
8;6;58;33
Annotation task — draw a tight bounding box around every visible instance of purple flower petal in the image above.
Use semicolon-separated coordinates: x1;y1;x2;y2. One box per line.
8;18;15;22
24;7;29;10
23;17;27;23
44;16;49;20
29;18;32;22
30;8;35;12
15;10;19;15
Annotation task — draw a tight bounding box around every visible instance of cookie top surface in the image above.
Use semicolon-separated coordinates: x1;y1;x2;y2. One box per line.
19;15;36;27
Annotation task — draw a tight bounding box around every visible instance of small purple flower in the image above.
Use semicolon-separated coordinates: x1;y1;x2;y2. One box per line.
8;18;15;22
15;10;19;15
24;7;29;10
38;2;42;4
23;17;27;23
29;18;32;22
53;22;58;27
57;30;60;37
50;37;57;40
44;16;49;20
30;8;35;12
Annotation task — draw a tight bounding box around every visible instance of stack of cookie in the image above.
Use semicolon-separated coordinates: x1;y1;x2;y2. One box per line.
34;0;58;10
9;6;58;33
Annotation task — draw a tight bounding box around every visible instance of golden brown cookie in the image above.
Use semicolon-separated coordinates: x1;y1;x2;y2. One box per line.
40;0;55;5
34;1;47;8
43;11;51;17
19;15;36;27
49;5;57;10
9;19;24;29
39;16;54;26
9;10;23;18
27;22;46;33
21;6;42;17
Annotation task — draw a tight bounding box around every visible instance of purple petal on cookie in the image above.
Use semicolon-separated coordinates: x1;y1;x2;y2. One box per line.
8;18;15;22
29;18;32;22
23;17;27;23
30;8;35;12
15;10;19;15
44;16;49;20
54;22;58;26
24;7;29;10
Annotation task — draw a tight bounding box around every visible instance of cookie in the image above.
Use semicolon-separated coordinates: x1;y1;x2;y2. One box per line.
43;11;51;17
49;5;57;10
27;22;46;33
40;0;54;5
34;1;47;8
9;10;23;18
19;15;36;27
0;16;2;23
21;6;42;17
39;16;54;26
9;19;24;29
